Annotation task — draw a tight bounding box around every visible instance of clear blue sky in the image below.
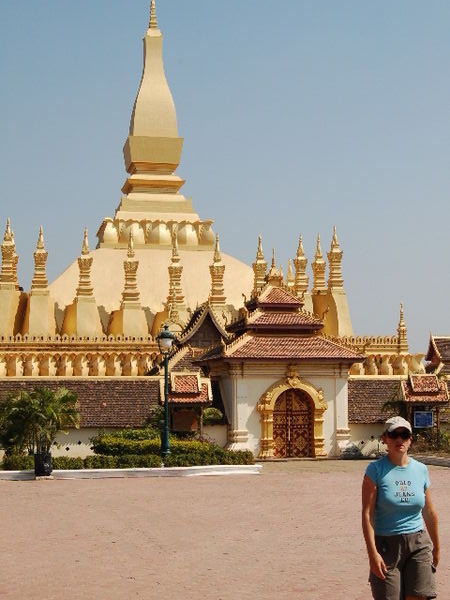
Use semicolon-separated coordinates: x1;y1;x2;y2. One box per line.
1;1;449;352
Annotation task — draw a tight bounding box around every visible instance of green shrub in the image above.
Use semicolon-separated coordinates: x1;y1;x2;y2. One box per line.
2;453;34;470
84;455;118;469
91;427;160;444
53;456;84;470
163;448;254;467
115;454;161;468
202;407;224;425
91;436;212;457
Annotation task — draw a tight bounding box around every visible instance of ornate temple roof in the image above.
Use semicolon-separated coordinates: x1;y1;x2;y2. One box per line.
200;333;364;362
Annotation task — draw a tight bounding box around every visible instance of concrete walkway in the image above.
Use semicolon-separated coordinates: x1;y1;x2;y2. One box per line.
1;460;448;600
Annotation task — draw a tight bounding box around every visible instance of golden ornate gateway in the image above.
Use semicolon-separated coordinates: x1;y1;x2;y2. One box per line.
257;366;328;458
273;389;313;458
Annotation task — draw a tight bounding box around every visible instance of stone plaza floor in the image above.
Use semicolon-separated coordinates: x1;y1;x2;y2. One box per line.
1;459;448;599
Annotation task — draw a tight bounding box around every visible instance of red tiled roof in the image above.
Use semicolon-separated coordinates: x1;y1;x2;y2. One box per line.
433;337;450;361
172;374;199;393
409;374;440;393
258;286;301;307
169;346;205;372
223;334;363;361
0;378;159;428
348;379;401;423
401;376;448;404
168;383;210;404
248;311;322;329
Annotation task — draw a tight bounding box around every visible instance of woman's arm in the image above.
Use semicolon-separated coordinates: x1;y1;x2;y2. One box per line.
423;488;440;567
362;474;387;579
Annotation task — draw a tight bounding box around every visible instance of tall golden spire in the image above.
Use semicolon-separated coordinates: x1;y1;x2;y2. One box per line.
209;234;226;306
76;230;94;298
397;302;409;354
252;235;267;297
149;0;158;29
293;234;309;299
327;226;344;290
31;226;49;290
0;218;19;289
97;3;215;250
312;234;327;293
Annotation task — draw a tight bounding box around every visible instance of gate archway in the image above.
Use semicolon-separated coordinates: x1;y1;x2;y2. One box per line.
273;389;313;458
257;366;328;458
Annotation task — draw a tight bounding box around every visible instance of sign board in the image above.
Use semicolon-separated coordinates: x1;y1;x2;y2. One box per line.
414;411;433;429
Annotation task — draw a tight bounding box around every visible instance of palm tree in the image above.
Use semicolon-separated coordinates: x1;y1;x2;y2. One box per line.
0;387;80;475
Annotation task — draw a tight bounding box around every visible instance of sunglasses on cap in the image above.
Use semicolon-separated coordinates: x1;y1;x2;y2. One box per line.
386;429;411;440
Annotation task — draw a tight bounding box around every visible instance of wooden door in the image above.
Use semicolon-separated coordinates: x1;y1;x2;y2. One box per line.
273;389;313;457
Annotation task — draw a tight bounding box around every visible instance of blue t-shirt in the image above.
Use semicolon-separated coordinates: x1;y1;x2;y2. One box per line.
365;456;430;536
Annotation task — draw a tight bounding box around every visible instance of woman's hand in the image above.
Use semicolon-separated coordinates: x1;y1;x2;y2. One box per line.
369;552;388;580
432;546;440;568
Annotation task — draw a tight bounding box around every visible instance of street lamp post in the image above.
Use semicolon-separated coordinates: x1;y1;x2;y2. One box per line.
157;324;176;457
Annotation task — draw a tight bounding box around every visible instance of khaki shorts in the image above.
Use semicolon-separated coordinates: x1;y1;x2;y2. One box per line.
369;530;436;600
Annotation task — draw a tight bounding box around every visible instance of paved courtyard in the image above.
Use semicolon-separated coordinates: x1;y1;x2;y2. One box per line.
1;460;448;600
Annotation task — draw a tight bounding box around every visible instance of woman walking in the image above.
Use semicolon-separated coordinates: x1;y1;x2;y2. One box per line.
362;416;440;599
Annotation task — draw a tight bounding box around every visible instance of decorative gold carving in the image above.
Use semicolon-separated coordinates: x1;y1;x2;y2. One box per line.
31;226;49;290
257;365;327;458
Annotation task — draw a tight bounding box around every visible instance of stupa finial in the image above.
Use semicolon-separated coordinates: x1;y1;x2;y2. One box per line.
149;0;158;29
3;218;13;243
296;234;305;258
37;226;45;250
256;235;264;260
315;234;323;259
331;225;339;248
82;229;89;255
213;234;221;263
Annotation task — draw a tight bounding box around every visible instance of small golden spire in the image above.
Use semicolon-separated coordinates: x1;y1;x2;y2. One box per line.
271;248;276;269
397;302;408;353
149;0;158;29
331;225;339;248
3;218;13;243
31;226;48;290
256;235;264;260
209;234;226;306
315;234;323;259
81;228;89;255
127;231;135;258
293;234;309;299
252;235;267;298
297;234;305;258
37;226;45;250
213;234;221;263
312;234;327;293
327;226;344;290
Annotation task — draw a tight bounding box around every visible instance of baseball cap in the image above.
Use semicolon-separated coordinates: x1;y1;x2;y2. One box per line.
384;416;412;433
